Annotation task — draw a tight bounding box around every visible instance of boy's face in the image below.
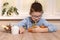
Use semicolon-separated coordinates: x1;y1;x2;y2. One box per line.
30;12;43;22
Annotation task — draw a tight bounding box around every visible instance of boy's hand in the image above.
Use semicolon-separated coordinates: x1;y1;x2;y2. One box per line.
28;28;34;32
28;26;39;32
28;26;48;33
32;27;40;32
19;27;25;34
34;27;48;33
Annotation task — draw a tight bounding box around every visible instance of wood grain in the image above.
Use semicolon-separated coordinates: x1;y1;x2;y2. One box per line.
0;30;60;40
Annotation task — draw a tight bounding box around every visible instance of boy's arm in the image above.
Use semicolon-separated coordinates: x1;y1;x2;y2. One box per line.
39;28;48;32
16;19;27;27
42;19;57;32
16;18;27;33
31;27;48;33
32;19;57;33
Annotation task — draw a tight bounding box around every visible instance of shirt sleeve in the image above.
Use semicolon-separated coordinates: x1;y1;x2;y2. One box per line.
16;18;27;27
42;19;57;32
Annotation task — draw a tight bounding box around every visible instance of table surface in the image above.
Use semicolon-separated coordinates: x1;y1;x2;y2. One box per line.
0;30;60;40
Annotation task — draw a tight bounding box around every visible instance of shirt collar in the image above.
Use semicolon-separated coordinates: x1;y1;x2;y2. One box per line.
29;17;39;24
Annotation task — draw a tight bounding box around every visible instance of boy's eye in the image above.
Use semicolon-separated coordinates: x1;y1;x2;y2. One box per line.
32;15;42;18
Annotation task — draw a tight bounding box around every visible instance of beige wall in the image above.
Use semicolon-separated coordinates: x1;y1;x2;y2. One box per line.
56;0;60;12
0;0;60;19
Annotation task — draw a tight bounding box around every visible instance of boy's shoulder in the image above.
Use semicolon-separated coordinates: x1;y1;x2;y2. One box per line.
23;17;31;21
23;17;47;21
39;18;46;21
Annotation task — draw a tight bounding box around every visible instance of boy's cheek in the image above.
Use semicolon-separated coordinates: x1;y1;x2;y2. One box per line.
32;18;35;21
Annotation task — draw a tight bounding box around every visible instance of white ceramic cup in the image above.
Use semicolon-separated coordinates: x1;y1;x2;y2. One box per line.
11;25;19;35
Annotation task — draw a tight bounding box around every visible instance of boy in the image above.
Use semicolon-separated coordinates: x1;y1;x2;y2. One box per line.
17;2;57;33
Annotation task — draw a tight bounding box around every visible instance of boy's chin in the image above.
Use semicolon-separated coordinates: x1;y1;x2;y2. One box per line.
34;20;39;22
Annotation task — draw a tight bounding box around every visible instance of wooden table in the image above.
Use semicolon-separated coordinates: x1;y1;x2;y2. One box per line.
0;30;60;40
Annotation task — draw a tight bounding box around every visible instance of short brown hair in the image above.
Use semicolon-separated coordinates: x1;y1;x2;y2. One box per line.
30;2;43;14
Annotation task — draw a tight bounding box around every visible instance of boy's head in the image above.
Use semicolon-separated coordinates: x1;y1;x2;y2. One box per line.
30;2;43;22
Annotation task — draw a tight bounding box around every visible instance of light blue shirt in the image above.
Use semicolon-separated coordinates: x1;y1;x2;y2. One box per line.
16;17;57;32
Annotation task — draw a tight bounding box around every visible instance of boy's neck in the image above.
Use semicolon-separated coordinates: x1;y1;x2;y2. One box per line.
29;17;39;24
